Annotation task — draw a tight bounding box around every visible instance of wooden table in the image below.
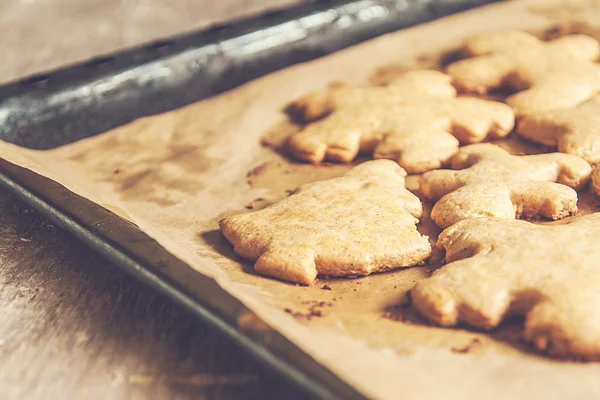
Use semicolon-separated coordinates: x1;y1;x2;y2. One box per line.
0;1;309;398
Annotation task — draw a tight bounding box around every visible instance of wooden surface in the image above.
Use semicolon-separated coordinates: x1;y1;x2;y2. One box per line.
0;0;300;84
0;0;309;399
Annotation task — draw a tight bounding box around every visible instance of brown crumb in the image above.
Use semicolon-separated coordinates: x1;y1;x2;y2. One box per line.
321;284;333;291
259;136;278;148
286;300;333;321
246;162;270;186
382;311;406;322
404;291;412;305
451;338;482;354
113;167;122;174
382;299;413;323
284;309;308;319
245;197;266;210
316;301;332;307
542;25;563;40
541;22;589;41
382;311;404;322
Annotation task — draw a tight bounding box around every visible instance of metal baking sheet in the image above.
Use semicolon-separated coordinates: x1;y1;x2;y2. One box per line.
0;0;499;398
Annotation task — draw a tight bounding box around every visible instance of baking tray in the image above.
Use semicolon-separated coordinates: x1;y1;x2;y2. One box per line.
0;0;500;398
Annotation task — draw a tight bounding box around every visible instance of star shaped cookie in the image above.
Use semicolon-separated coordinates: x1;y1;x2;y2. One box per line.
220;160;432;285
412;214;600;360
420;143;592;229
447;30;600;117
287;70;514;173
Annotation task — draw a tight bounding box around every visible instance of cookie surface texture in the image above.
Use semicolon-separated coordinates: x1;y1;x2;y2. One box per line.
287;70;514;173
593;166;600;196
517;95;600;164
420;143;592;229
446;30;600;117
412;214;600;360
219;160;432;285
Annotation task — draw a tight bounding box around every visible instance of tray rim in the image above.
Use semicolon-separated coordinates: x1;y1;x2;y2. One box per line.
0;0;501;398
0;159;363;400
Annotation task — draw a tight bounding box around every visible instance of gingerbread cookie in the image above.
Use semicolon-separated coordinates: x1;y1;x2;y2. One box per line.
287;70;514;173
593;166;600;196
446;30;600;117
412;214;600;360
220;160;431;285
517;94;600;164
420;143;592;229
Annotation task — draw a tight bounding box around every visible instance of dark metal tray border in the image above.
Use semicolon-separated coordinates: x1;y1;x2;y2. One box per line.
0;0;500;398
0;159;360;400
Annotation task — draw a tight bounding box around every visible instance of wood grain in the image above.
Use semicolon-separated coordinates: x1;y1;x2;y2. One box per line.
0;0;301;84
0;190;309;399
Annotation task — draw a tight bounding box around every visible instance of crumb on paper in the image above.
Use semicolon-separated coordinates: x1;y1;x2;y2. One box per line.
245;198;267;210
245;162;270;186
451;338;482;354
321;284;333;291
541;22;590;41
285;301;333;321
382;299;413;323
382;310;407;322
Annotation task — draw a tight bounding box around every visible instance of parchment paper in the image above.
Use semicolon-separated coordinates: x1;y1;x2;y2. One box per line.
3;0;600;398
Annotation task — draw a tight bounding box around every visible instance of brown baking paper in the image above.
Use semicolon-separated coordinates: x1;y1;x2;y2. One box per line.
3;0;600;398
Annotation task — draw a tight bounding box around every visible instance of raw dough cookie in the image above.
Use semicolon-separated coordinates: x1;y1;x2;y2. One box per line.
412;214;600;360
517;94;600;164
220;160;431;285
446;30;600;117
288;70;514;173
420;143;592;229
